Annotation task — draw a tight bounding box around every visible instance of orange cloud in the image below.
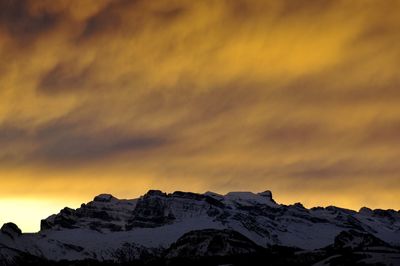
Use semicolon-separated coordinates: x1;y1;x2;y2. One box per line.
0;0;399;231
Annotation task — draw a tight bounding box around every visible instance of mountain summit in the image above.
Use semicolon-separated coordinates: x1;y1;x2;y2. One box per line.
1;190;399;265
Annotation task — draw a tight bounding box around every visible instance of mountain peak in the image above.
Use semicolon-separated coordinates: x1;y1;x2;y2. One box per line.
93;193;117;202
1;223;22;239
257;190;275;202
143;190;167;198
359;207;373;215
204;191;224;200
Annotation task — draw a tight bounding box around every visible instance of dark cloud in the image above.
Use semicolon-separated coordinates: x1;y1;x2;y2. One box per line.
0;0;59;43
0;123;28;142
288;158;400;180
79;1;126;40
38;62;93;94
277;0;335;19
261;123;322;146
355;21;400;44
0;123;30;167
154;6;186;21
33;130;166;163
0;112;169;165
77;0;186;41
29;113;169;163
271;70;400;106
363;119;400;146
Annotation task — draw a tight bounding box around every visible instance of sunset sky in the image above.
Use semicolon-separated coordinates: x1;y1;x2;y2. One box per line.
1;0;400;232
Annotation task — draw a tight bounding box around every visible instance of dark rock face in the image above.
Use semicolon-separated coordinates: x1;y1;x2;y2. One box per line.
111;243;160;263
77;208;113;221
359;207;373;215
372;209;399;223
1;223;22;239
171;191;202;200
258;190;275;203
325;206;357;215
145;190;167;197
333;229;389;250
40;208;78;231
292;202;306;210
128;192;175;229
0;246;45;266
166;229;263;258
93;194;116;203
40;194;137;231
126;190;226;229
172;191;225;209
40;219;52;231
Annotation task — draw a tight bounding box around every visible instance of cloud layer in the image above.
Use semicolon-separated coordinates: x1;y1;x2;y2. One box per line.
1;0;400;220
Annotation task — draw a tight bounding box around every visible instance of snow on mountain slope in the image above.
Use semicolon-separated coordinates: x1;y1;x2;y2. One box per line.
224;191;278;208
0;189;399;262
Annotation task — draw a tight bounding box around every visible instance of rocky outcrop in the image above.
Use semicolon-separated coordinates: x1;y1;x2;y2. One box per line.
41;194;137;231
333;229;389;250
0;223;21;240
166;229;263;258
128;191;176;228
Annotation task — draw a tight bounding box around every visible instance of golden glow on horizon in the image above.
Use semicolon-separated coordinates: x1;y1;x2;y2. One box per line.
1;0;400;231
0;198;83;233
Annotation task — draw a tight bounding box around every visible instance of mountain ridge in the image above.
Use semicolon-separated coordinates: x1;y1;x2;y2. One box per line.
1;189;399;265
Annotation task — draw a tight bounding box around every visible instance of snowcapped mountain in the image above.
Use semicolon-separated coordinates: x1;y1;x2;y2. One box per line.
1;189;399;265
